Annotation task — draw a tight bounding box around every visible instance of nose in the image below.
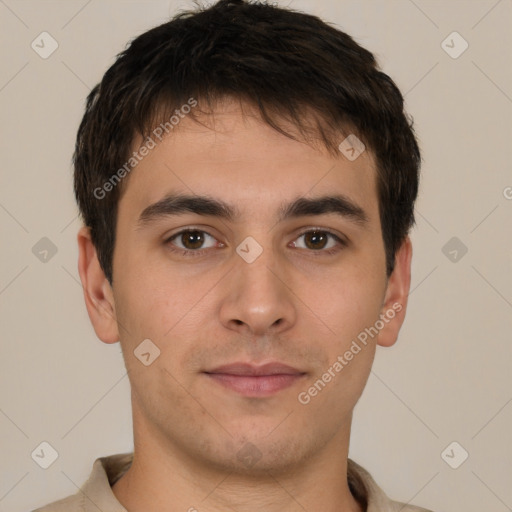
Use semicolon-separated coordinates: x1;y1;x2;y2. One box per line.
218;245;297;338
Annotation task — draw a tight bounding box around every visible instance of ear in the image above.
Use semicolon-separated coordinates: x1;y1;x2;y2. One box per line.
77;225;120;344
376;236;412;348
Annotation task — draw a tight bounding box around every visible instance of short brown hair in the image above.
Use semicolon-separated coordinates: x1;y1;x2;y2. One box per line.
74;0;421;285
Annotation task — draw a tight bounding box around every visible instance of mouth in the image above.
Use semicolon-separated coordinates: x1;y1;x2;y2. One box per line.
203;362;307;397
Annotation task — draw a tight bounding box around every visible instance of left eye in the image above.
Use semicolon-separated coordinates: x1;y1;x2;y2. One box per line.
292;230;344;251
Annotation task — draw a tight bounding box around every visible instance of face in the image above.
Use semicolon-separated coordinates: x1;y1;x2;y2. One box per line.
83;98;410;475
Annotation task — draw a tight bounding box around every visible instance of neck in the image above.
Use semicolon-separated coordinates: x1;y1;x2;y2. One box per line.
112;417;363;512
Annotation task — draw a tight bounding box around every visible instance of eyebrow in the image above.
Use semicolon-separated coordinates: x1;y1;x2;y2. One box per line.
136;193;369;229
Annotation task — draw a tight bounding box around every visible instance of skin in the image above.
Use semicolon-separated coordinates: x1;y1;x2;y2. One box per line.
77;98;412;512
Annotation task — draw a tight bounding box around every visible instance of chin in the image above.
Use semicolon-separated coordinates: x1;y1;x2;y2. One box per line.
196;430;309;477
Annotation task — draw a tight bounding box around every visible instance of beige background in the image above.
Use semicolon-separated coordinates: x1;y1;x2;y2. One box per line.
1;1;511;511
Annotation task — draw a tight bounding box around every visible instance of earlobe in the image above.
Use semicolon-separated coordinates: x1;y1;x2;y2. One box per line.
77;226;120;344
376;236;412;348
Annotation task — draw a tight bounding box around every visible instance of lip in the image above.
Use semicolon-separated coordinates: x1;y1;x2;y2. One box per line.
204;362;306;397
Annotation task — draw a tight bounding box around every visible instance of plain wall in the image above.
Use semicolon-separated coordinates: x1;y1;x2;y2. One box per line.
0;1;511;511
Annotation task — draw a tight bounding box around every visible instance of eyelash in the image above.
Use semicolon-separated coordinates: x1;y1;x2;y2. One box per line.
164;228;347;258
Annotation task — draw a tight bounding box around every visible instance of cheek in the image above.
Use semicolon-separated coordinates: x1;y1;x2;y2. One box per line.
300;259;385;400
306;260;386;338
298;301;378;419
114;256;211;342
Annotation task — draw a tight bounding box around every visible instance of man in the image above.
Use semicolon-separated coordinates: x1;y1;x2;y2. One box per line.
34;0;433;510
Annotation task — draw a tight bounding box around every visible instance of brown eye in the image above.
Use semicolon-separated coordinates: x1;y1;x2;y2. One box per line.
167;230;218;252
303;231;329;250
292;229;345;253
180;230;205;249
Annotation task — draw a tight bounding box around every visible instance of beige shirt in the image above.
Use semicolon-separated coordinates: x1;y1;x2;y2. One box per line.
33;453;433;512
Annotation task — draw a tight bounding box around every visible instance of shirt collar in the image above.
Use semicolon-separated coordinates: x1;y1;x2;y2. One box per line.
79;452;407;512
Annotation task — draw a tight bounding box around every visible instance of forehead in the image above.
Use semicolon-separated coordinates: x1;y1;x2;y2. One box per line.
117;99;379;227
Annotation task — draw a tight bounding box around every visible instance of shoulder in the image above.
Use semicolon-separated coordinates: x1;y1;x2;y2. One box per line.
392;503;434;512
31;452;132;512
393;505;435;512
31;492;84;512
347;458;435;512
